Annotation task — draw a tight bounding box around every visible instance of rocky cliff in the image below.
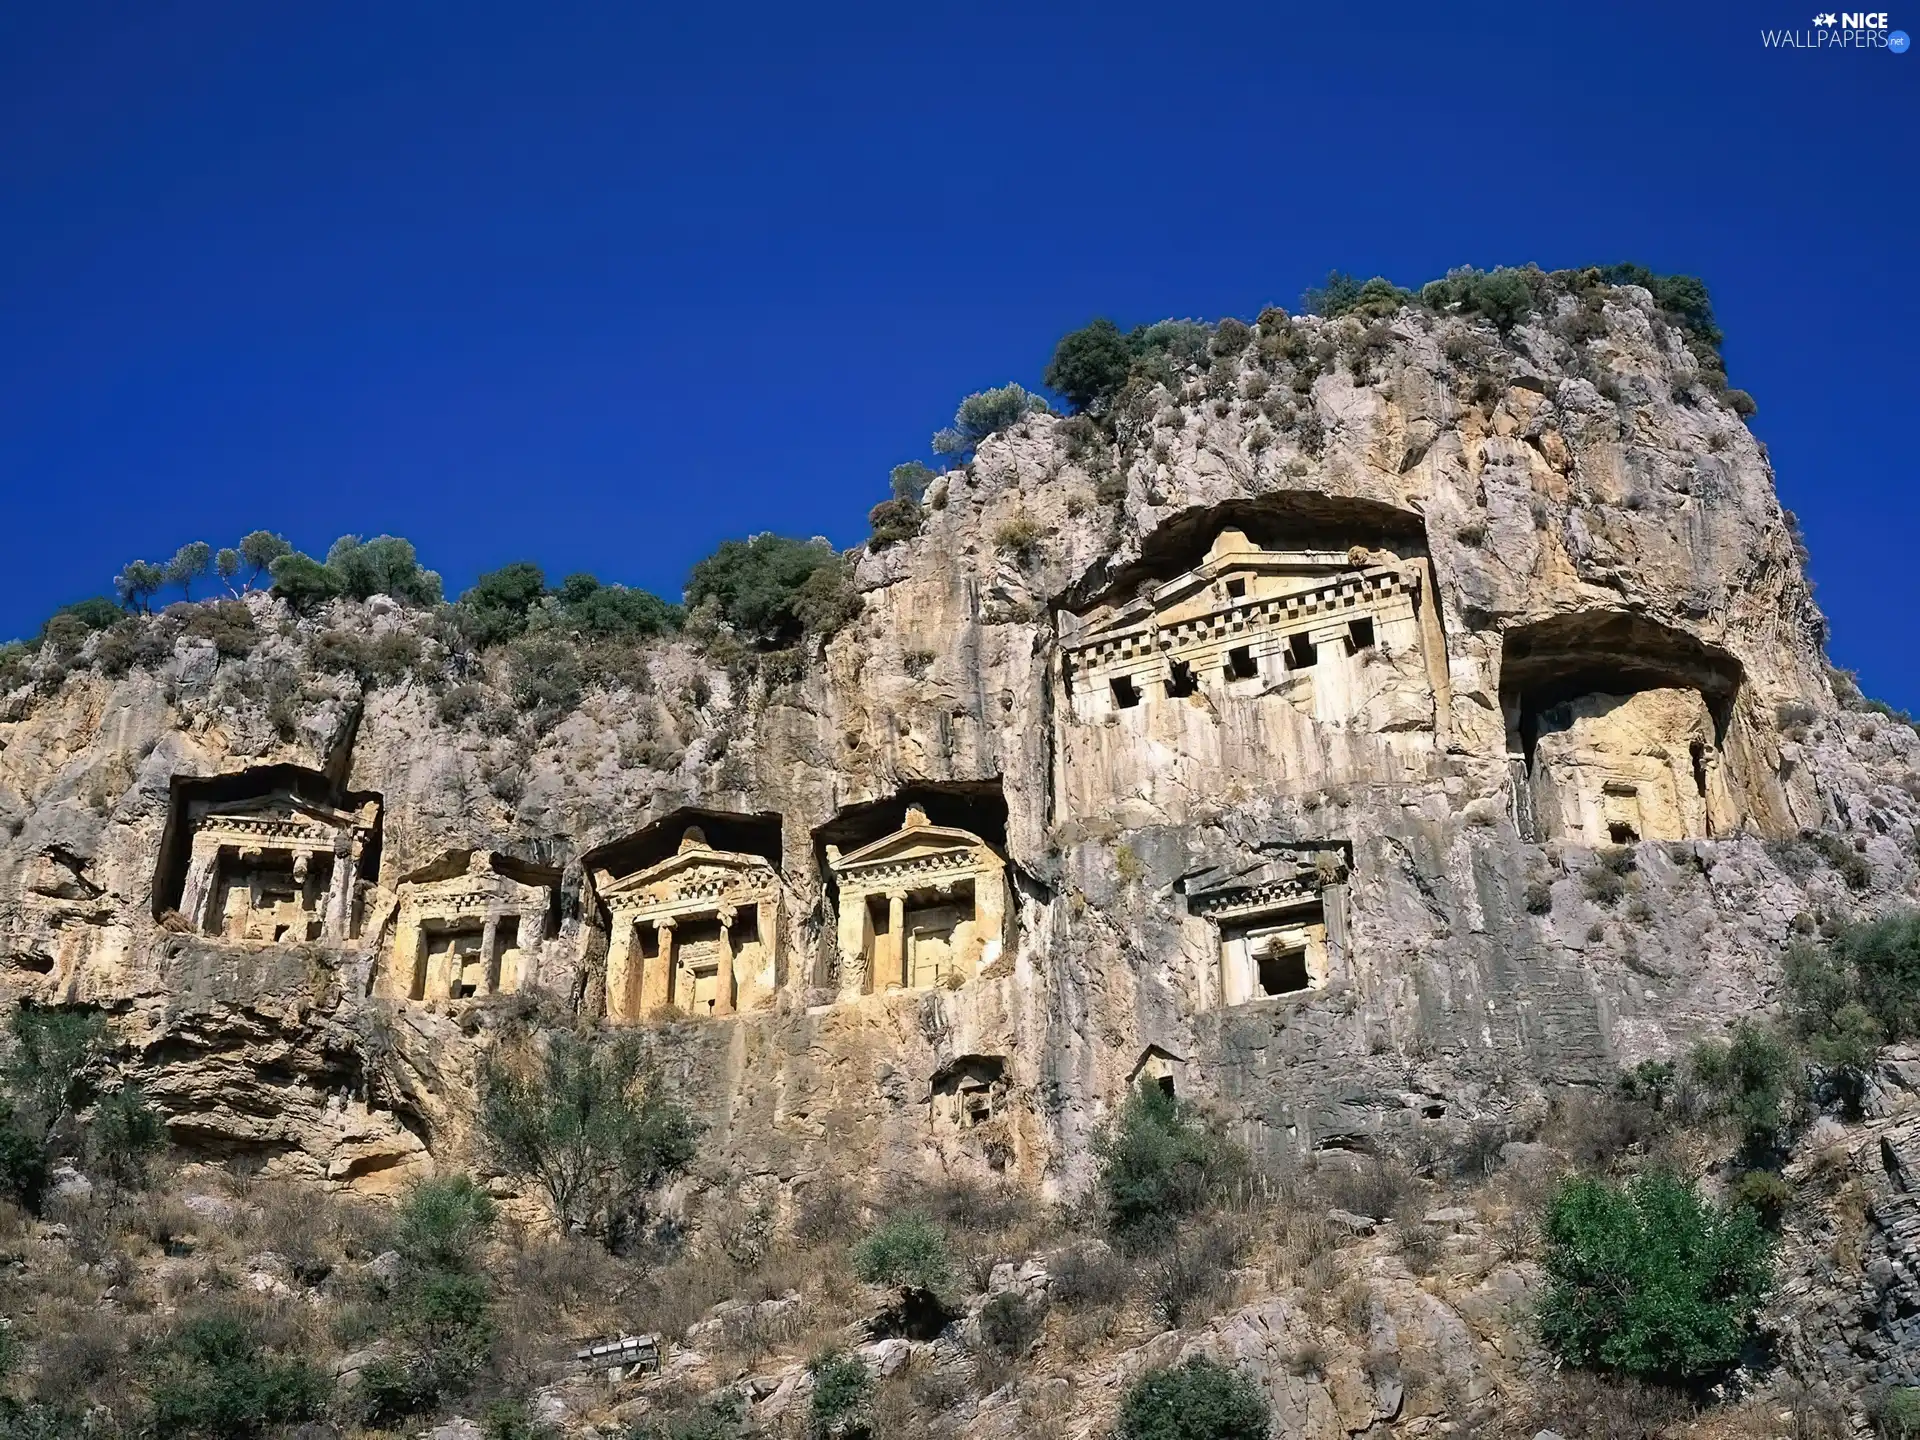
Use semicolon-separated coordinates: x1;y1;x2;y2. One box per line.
4;280;1918;1430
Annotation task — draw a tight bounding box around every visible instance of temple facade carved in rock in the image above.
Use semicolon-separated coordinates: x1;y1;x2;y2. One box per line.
178;792;379;945
596;828;783;1021
827;805;1006;999
377;851;556;1003
1055;528;1451;825
1185;847;1349;1007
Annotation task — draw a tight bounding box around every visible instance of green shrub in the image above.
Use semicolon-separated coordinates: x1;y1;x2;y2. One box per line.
479;1033;700;1249
1093;1081;1242;1248
147;1313;330;1439
851;1211;953;1299
1210;317;1253;356
0;1113;50;1212
1420;266;1541;331
1723;389;1757;418
1879;1388;1920;1440
268;553;342;611
325;535;442;604
556;575;680;639
686;534;844;647
866;498;923;550
807;1351;872;1439
461;562;548;646
395;1174;495;1273
47;597;122;635
1131;319;1213;376
1044;318;1137;413
1831;910;1920;1040
86;1086;166;1189
932;382;1047;457
1537;1170;1772;1381
481;1398;552;1440
1726;1169;1793;1229
790;553;860;640
1303;272;1410;321
1690;1023;1802;1153
176;601;258;659
888;462;936;503
505;635;584;720
1114;1357;1270;1440
631;1393;748;1440
5;1007;104;1149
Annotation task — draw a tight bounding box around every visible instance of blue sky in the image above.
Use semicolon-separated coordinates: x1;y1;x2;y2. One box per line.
2;1;1913;706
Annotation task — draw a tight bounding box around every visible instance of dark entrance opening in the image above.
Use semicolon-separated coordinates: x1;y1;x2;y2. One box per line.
1256;947;1311;996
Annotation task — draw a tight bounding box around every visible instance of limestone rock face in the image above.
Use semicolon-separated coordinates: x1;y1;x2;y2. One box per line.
0;285;1913;1230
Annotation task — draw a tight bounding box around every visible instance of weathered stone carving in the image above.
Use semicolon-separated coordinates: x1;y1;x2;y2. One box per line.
827;804;1006;999
1061;528;1447;727
178;792;378;945
1056;527;1451;825
377;850;556;1002
929;1054;1007;1128
1524;688;1720;845
1186;848;1349;1007
596;827;783;1021
1499;611;1783;844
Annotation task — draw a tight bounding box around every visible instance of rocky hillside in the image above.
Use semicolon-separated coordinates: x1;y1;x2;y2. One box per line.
2;272;1918;1437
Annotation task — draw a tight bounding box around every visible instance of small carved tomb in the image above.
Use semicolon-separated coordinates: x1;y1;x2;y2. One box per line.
177;792;378;944
383;851;555;1002
930;1055;1008;1128
597;828;782;1021
828;805;1006;998
1523;688;1718;846
1188;850;1348;1007
1060;528;1442;729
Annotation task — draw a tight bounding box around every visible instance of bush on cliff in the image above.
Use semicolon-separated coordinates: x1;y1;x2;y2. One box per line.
931;382;1047;458
686;534;850;648
1045;318;1136;413
1537;1170;1772;1382
147;1312;330;1440
1689;1022;1803;1158
1114;1357;1270;1440
478;1033;700;1250
1093;1081;1244;1249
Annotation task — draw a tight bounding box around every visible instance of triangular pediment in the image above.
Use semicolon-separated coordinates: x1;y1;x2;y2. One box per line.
601;846;775;898
835;825;993;871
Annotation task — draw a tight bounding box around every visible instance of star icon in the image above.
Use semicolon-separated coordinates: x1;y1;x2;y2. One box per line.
1814;11;1837;23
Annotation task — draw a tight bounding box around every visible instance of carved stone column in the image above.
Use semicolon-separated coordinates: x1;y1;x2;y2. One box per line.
479;914;501;995
835;881;869;1001
642;918;676;1015
714;906;736;1016
325;839;361;943
388;904;424;1001
180;842;221;933
604;913;638;1023
886;890;907;990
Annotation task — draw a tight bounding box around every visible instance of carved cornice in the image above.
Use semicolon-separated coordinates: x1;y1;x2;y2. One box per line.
835;846;993;892
1064;565;1417;691
1188;877;1323;922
